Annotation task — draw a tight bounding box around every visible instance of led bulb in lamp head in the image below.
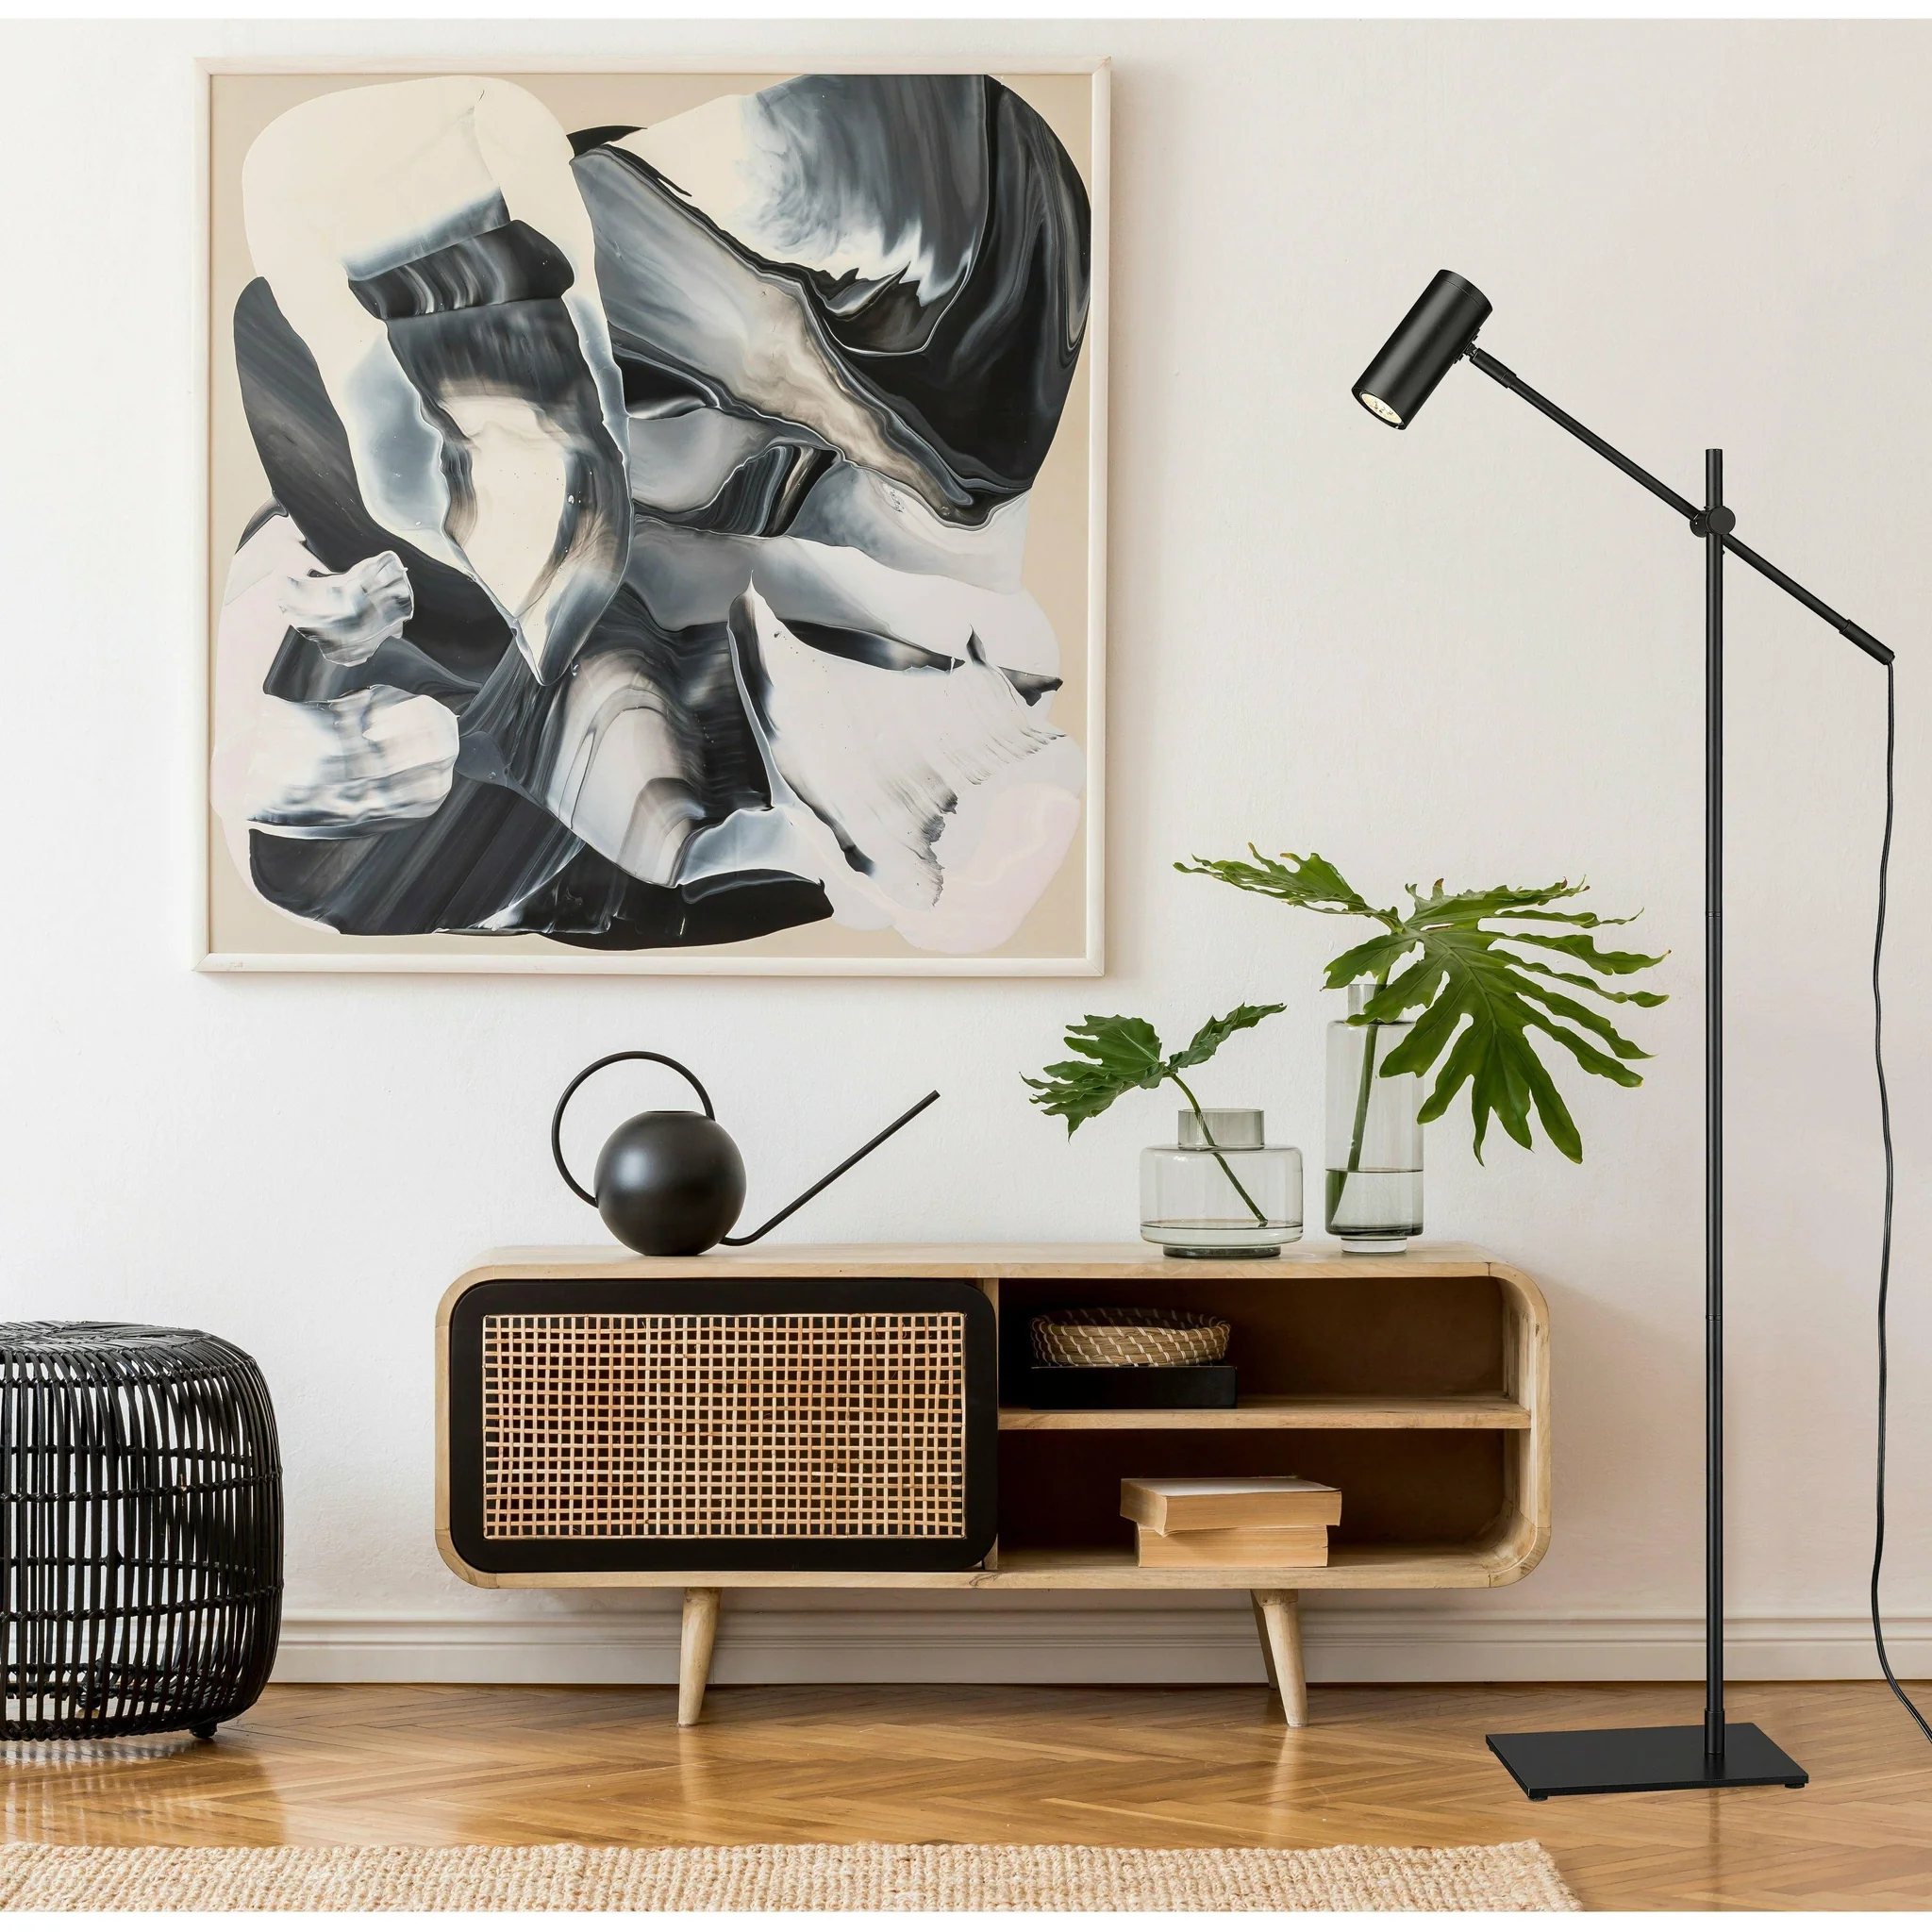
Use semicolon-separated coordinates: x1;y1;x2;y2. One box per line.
1353;270;1492;428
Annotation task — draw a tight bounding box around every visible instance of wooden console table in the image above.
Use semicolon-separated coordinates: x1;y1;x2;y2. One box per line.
436;1242;1550;1726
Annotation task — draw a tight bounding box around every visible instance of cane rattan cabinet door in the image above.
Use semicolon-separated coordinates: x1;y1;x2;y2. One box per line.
444;1279;997;1574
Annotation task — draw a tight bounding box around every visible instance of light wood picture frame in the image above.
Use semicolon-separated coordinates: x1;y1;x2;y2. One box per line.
196;58;1108;976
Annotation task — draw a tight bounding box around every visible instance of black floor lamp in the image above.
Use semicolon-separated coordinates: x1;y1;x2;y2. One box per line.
1351;271;1896;1800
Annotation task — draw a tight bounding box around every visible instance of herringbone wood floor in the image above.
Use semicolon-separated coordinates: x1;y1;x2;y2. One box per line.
5;1681;1930;1909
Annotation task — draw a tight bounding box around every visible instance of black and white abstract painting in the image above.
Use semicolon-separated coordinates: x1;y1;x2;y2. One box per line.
207;69;1102;970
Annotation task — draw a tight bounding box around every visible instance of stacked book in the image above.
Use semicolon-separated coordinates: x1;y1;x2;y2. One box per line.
1121;1476;1342;1568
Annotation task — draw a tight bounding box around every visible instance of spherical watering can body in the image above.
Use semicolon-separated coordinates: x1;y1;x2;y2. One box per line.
592;1110;746;1257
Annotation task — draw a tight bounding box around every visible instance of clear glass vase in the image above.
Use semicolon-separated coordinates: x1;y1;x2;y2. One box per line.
1325;985;1424;1252
1140;1108;1303;1258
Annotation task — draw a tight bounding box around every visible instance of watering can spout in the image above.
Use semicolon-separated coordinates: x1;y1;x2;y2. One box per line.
720;1089;941;1246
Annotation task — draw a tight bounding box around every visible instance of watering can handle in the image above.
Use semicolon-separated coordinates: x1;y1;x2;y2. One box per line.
551;1050;717;1206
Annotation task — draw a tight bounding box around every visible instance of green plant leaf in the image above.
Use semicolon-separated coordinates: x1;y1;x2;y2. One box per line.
1373;929;1641;1161
1170;1002;1288;1074
1021;1014;1165;1132
1060;1013;1166;1082
1507;928;1669;975
1186;850;1668;1163
1513;955;1668;1007
1321;932;1412;989
1022;1006;1284;1134
1175;848;1389;920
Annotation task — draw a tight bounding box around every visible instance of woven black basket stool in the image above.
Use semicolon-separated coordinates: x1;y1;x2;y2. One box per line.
1;1323;282;1741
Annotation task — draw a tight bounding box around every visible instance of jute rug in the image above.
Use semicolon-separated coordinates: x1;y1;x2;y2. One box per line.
0;1840;1577;1911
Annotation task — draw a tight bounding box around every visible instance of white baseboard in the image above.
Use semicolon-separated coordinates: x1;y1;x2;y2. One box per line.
274;1602;1932;1686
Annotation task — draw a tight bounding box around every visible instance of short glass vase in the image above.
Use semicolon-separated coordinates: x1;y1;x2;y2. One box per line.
1325;983;1424;1253
1140;1108;1303;1258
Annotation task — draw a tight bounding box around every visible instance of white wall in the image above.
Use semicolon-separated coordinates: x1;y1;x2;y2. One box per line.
3;17;1927;1688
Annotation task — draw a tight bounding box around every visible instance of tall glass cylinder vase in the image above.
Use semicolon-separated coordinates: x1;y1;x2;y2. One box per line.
1324;984;1424;1252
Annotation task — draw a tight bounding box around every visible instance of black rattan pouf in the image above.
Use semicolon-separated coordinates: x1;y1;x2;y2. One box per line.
1;1323;282;1741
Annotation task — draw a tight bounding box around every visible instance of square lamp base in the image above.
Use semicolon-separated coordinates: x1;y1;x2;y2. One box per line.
1486;1723;1808;1800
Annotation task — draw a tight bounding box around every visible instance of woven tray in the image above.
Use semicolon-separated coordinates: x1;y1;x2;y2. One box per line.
1030;1307;1231;1369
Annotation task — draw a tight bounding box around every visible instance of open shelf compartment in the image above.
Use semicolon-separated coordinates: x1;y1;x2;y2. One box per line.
988;1254;1548;1590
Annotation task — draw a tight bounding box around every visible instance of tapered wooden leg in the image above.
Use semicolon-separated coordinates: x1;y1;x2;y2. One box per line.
1250;1594;1280;1690
1253;1589;1307;1727
678;1588;721;1727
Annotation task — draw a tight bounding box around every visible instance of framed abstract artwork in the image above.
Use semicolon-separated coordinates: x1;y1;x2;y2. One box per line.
198;61;1107;974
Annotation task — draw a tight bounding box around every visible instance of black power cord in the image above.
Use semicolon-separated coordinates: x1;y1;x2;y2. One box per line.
1870;660;1931;1743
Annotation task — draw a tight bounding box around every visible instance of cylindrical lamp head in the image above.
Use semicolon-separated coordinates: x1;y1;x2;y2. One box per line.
1353;271;1491;428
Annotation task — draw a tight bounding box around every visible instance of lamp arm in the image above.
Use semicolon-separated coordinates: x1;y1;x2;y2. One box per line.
1465;344;1894;668
1465;344;1701;520
1719;531;1894;667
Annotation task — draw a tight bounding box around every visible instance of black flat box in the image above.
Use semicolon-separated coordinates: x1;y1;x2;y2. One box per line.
1018;1363;1239;1409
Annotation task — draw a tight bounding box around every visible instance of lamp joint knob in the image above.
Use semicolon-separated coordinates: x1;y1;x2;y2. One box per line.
1690;506;1737;539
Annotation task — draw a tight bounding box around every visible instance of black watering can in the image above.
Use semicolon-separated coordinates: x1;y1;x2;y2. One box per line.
552;1051;940;1257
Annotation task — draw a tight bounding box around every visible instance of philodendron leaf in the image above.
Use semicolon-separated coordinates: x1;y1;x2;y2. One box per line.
1023;1014;1167;1132
1058;1013;1166;1083
1023;1006;1284;1134
1170;1002;1288;1074
1187;852;1669;1164
1176;847;1389;919
1370;929;1640;1162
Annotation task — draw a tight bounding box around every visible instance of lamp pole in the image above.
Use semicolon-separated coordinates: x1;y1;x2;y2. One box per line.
1354;271;1891;1799
1705;446;1726;1767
